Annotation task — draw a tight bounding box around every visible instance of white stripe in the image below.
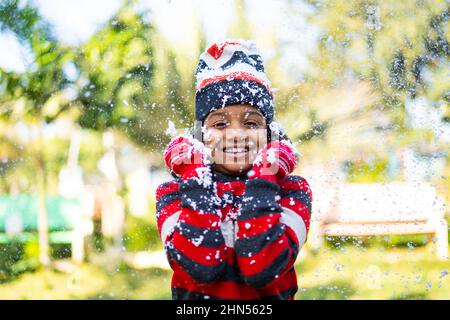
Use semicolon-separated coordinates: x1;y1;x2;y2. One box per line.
200;40;260;68
161;210;182;244
196;62;271;89
220;220;236;248
280;207;307;247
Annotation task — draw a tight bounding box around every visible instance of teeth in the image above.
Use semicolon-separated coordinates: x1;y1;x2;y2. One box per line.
224;147;247;153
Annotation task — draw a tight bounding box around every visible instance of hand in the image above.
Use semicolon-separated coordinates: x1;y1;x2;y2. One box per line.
247;141;297;181
164;135;208;179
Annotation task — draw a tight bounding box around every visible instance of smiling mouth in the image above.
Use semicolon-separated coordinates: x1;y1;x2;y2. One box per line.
223;146;250;153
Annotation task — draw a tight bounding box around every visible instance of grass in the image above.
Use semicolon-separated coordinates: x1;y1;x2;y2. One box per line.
0;257;172;300
295;244;449;300
0;243;448;300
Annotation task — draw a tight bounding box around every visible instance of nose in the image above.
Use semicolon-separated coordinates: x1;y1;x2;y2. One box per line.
224;126;248;145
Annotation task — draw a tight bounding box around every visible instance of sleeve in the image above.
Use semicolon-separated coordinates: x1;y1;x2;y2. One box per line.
155;177;227;283
234;175;312;288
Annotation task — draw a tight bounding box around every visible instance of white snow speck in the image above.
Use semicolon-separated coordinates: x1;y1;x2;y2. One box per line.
266;147;277;164
191;235;204;247
165;120;177;137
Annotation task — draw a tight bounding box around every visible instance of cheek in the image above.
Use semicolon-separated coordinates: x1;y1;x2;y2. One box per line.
249;129;268;151
203;130;223;154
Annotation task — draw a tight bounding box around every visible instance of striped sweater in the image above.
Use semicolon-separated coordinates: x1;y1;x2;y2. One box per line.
156;170;312;300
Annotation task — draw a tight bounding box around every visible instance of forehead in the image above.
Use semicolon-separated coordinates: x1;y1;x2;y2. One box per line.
206;104;264;119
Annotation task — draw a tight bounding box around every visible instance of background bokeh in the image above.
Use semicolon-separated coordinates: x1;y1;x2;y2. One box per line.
0;0;449;299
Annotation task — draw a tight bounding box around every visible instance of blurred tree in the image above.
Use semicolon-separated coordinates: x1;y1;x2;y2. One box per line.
75;2;203;154
305;0;449;135
0;0;75;267
279;0;450;176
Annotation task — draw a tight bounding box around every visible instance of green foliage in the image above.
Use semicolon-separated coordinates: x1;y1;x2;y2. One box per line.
296;280;355;300
76;7;154;130
78;131;105;174
0;240;40;282
123;215;161;252
307;0;449;129
343;158;388;182
75;5;177;150
324;234;433;250
0;0;74;122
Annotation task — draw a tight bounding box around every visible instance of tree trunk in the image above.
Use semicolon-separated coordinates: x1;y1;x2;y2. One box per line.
37;138;50;267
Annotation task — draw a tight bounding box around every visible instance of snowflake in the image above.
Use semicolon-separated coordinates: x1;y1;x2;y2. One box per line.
191;235;204;247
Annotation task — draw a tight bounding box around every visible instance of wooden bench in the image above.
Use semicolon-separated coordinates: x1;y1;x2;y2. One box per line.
0;195;93;263
309;182;448;259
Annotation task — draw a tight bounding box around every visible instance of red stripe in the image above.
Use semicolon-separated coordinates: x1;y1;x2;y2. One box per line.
172;231;226;266
219;205;234;219
156;181;179;200
278;176;313;200
236;214;280;238
180;209;221;229
278;197;310;231
173;272;261;299
238;234;288;276
171;259;298;299
206;41;241;60
198;71;272;95
284;226;300;248
169;246;298;299
216;181;246;197
156;199;182;234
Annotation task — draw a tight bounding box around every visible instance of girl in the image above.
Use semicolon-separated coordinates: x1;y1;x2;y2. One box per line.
156;40;312;300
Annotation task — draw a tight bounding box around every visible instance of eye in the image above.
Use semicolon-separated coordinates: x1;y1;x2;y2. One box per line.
213;121;228;129
245;120;261;128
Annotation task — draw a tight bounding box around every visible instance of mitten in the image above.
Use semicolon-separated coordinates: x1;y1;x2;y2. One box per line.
164;135;209;180
247;141;297;182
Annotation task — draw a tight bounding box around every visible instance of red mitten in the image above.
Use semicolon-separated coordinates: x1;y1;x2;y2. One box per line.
247;141;297;182
164;136;208;180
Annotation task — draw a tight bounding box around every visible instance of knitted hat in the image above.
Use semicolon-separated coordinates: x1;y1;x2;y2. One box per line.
194;40;274;125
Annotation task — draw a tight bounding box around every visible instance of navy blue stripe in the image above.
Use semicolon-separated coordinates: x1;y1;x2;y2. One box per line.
177;222;224;248
172;287;220;300
195;79;274;123
287;233;299;258
179;178;219;213
243;247;291;289
213;171;248;182
260;286;298;300
222;263;246;284
168;247;226;284
239;178;282;220
249;54;265;72
221;51;265;72
156;191;180;213
197;52;265;74
285;175;306;184
172;286;296;300
195;59;211;74
280;189;312;216
218;191;243;209
235;224;286;257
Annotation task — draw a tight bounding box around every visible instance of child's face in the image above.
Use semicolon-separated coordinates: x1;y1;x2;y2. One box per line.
203;104;267;176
